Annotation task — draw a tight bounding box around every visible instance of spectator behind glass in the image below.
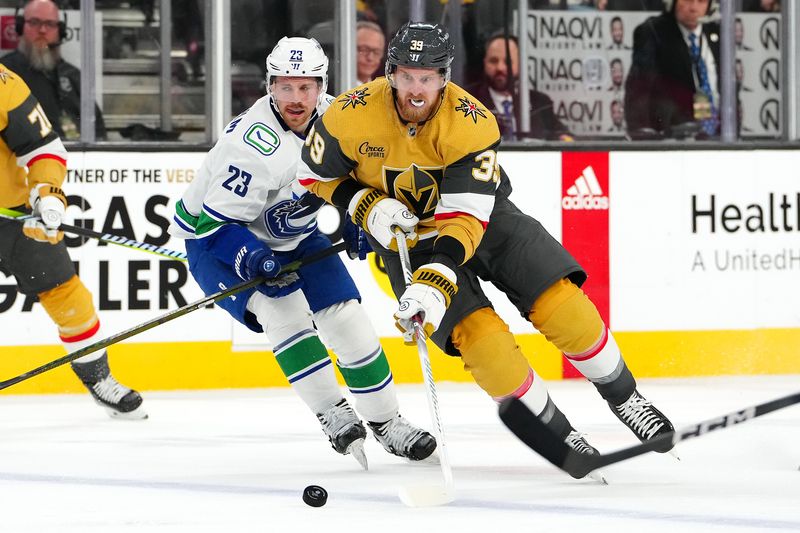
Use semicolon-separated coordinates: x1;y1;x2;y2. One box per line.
624;0;722;139
0;0;106;140
356;21;385;85
465;33;573;141
742;0;780;11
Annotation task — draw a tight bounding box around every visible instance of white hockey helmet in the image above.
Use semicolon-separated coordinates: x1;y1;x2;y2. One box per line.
266;37;329;106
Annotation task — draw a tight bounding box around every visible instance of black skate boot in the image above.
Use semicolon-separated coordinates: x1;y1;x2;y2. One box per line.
71;354;147;420
610;390;674;452
564;430;607;483
368;414;437;461
316;399;368;469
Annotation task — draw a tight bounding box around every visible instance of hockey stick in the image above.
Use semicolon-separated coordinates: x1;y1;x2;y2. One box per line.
0;207;187;261
0;241;348;391
394;228;455;507
499;391;800;480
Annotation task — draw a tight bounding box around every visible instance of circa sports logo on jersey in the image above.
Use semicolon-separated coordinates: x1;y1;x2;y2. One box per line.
454;96;488;124
384;164;443;221
358;141;385;158
339;88;370;110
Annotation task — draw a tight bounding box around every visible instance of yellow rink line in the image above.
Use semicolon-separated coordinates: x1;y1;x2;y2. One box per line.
1;328;799;395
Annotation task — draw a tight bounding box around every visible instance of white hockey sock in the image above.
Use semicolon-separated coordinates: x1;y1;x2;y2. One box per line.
314;300;398;423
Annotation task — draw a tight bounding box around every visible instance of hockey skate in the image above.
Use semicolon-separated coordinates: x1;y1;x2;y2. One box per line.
316;399;368;469
71;355;147;420
609;390;674;453
368;414;437;461
565;431;607;484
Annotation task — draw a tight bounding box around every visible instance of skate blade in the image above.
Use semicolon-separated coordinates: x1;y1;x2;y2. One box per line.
105;405;148;420
346;438;368;470
587;469;608;485
398;484;455;507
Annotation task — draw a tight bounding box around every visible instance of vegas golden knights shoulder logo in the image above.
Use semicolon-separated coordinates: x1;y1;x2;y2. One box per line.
454;96;487;124
339;88;370;110
383;164;443;221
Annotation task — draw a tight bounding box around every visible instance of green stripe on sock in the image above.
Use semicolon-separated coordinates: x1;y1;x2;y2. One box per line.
275;336;329;378
338;350;391;389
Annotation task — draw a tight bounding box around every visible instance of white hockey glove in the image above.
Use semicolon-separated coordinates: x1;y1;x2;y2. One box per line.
23;184;66;244
348;188;419;251
394;262;458;343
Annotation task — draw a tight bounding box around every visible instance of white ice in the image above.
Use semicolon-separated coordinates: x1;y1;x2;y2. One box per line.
1;375;799;532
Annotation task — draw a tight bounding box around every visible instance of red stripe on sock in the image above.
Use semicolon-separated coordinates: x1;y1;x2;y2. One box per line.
564;327;608;362
494;368;534;402
60;320;100;343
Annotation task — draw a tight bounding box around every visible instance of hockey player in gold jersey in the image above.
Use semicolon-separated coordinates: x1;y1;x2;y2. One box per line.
0;65;145;419
298;22;675;471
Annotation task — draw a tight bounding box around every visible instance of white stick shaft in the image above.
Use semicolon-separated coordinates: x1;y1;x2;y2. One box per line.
394;228;454;493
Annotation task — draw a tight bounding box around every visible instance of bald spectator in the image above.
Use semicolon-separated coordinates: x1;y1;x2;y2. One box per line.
356;21;385;85
1;0;106;140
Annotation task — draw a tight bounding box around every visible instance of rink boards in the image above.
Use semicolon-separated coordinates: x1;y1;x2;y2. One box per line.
2;149;799;393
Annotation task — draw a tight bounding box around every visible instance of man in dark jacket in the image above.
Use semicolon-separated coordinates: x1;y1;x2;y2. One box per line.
466;33;572;141
624;0;721;138
1;0;106;140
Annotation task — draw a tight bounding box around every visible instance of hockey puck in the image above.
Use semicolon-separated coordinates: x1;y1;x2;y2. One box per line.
302;485;328;507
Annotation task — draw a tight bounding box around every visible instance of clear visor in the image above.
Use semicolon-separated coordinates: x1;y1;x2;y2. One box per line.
388;68;446;92
269;78;322;103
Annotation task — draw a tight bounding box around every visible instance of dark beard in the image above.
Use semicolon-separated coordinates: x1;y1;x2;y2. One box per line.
18;39;58;72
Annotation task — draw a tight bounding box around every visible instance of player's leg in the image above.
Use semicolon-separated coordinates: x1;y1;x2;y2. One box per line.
451;307;599;456
477;197;674;451
3;223;145;419
297;231;435;461
185;239;366;461
380;244;598;457
529;278;674;451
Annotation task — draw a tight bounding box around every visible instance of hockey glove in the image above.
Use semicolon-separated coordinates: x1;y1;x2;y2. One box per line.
342;216;372;260
394;262;458;343
348;188;418;251
23;184;66;244
235;244;303;298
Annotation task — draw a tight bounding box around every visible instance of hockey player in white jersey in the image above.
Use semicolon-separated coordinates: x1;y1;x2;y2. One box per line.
169;37;435;468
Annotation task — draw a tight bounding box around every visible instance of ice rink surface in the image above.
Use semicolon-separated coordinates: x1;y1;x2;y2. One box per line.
1;375;798;532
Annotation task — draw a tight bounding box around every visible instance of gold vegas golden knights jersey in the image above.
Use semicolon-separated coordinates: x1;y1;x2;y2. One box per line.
299;77;511;265
0;65;68;209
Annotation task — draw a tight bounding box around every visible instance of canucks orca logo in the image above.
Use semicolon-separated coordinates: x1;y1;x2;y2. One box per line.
264;194;323;239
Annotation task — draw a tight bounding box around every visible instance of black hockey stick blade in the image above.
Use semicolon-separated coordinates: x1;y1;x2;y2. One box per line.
500;392;800;479
0;241;347;391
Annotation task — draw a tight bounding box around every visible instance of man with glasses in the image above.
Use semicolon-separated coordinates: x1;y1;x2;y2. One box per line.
355;21;385;85
1;0;106;140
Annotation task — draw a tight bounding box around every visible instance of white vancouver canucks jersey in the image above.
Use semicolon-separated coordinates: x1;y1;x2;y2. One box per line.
170;94;332;251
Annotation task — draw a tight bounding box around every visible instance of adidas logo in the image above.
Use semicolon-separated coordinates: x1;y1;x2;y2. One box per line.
562;166;609;210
